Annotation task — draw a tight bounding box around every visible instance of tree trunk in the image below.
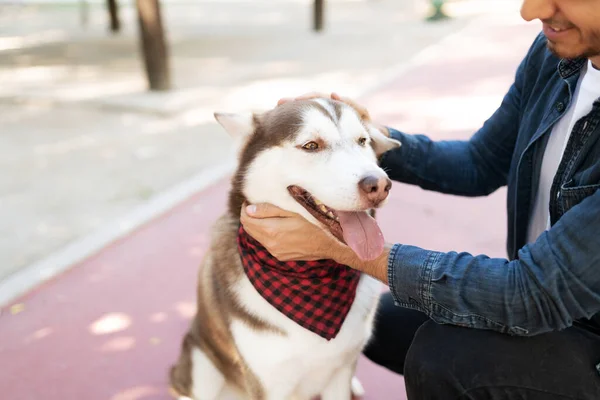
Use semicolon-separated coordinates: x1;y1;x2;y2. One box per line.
135;0;171;91
107;0;120;33
313;0;324;32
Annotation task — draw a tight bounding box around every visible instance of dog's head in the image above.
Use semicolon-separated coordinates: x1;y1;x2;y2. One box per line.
215;98;401;260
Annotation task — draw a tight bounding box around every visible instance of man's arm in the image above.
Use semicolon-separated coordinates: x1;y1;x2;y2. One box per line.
333;190;600;337
380;123;516;196
378;33;545;197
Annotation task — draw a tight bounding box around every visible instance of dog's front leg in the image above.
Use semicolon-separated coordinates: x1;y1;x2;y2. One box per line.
320;366;359;400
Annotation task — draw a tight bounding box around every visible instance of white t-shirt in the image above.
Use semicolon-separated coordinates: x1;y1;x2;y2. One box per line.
527;59;600;244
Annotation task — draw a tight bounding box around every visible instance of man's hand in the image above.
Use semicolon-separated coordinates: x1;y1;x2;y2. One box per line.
240;202;347;262
277;92;390;138
240;202;393;284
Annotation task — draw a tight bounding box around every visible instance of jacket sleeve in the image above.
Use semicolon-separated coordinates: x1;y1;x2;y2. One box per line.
387;188;600;336
379;33;545;197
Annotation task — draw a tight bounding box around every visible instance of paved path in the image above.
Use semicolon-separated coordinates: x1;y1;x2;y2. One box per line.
0;4;542;400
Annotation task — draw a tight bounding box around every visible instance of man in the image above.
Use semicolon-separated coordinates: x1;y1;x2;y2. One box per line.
240;0;600;398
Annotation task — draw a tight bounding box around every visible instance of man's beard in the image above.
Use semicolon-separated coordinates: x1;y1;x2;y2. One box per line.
546;30;600;60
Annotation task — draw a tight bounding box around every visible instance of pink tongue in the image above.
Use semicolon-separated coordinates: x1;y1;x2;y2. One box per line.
337;211;384;261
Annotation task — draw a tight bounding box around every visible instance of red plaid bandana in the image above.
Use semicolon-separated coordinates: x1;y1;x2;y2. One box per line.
236;225;361;341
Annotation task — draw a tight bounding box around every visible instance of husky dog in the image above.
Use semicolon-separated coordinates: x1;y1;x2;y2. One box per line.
169;98;401;400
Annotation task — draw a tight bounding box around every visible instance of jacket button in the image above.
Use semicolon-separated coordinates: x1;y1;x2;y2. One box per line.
556;102;565;112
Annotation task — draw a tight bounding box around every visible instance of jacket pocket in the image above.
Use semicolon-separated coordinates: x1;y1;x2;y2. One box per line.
559;181;600;215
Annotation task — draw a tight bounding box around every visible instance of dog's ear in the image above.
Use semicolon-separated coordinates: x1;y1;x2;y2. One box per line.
214;112;255;139
368;124;401;157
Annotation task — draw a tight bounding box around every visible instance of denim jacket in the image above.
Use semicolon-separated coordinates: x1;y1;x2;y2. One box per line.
381;32;600;337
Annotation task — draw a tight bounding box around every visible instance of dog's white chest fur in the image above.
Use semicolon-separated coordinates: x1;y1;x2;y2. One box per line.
228;273;381;399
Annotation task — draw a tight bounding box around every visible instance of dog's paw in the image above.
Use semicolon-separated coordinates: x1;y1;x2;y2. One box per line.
351;376;365;398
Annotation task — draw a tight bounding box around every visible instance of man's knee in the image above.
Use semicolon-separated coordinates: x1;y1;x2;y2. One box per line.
405;319;508;376
404;321;489;398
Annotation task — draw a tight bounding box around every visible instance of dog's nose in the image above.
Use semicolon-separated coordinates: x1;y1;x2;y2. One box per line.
358;175;392;206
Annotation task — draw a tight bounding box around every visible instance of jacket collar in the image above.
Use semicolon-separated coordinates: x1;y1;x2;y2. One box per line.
558;57;587;79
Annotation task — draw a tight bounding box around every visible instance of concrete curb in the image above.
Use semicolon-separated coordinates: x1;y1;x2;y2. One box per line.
0;160;236;308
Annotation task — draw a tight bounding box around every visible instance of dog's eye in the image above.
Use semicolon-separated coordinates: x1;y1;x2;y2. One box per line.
302;141;319;151
358;137;367;146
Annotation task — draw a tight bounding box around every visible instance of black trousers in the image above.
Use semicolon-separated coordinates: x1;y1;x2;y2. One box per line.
363;292;600;399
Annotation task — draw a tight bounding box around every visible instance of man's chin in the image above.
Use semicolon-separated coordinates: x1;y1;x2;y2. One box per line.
546;39;600;60
547;41;580;59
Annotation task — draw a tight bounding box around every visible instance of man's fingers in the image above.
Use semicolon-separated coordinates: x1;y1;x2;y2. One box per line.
277;97;293;106
332;93;370;120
